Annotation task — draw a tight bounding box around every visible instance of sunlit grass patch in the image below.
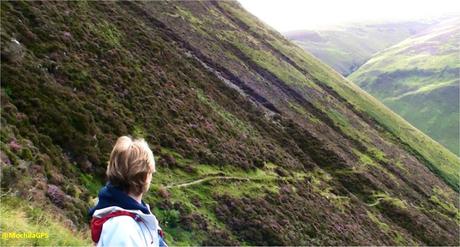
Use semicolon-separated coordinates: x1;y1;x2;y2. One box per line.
0;195;91;246
367;191;408;209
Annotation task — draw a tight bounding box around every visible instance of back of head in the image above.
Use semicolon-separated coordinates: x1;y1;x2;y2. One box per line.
106;136;156;196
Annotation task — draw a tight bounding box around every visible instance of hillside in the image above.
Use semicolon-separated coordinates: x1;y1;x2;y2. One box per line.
1;1;459;246
284;20;436;75
348;18;460;156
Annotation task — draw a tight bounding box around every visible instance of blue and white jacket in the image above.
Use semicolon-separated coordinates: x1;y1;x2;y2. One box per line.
89;183;168;247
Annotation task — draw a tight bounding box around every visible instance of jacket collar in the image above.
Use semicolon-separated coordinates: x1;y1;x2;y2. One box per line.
89;182;151;217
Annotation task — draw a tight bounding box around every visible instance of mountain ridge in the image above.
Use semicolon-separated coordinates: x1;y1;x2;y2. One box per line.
284;19;444;75
348;17;460;156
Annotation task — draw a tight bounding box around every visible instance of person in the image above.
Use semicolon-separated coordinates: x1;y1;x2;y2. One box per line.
89;136;168;247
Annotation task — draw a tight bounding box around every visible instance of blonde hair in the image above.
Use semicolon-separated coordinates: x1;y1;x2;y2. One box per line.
106;136;156;195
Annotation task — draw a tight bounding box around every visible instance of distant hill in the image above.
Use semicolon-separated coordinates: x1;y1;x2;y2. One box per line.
285;20;441;75
1;1;459;246
348;18;460;156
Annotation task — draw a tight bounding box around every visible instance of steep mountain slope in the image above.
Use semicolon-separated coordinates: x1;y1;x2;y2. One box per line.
348;19;460;156
284;20;436;75
1;1;459;246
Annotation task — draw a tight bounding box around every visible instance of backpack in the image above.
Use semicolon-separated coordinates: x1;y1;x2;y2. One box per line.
91;211;166;245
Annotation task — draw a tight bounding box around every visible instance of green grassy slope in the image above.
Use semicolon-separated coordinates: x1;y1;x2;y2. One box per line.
348;19;460;156
212;1;459;189
1;1;459;245
285;20;437;75
0;195;90;246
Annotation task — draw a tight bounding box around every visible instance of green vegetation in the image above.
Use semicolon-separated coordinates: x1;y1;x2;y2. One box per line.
145;149;284;245
285;20;439;75
348;19;460;156
87;20;123;48
366;210;410;245
366;210;390;232
196;89;255;136
307;50;459;189
352;148;399;183
368;191;408;209
1;0;459;245
305;169;351;212
287;101;321;124
219;30;319;90
0;195;91;246
429;186;460;221
80;173;102;196
223;1;460;189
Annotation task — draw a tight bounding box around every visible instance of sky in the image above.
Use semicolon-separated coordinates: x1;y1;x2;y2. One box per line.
237;0;460;32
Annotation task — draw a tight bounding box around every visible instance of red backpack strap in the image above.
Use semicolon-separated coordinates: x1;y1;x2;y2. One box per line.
158;229;165;238
90;211;140;243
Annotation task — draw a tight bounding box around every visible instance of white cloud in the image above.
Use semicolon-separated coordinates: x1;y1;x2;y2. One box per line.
237;0;460;31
